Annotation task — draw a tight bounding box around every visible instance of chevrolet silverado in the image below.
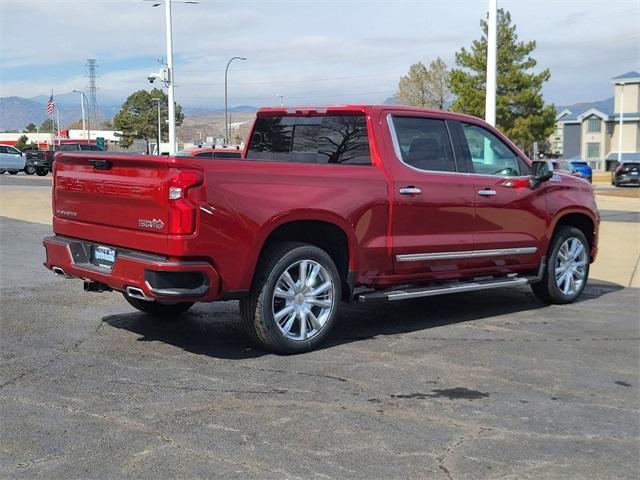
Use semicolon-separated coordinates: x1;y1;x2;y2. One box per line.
43;105;599;353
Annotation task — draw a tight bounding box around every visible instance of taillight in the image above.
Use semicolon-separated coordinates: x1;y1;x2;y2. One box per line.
167;169;203;235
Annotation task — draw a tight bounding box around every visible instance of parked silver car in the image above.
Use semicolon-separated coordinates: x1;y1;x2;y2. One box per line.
0;144;26;174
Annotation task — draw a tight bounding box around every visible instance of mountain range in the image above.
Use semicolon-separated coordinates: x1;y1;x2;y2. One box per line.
0;93;259;132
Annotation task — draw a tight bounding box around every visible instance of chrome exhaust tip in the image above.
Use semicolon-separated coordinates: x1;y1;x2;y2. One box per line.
52;266;71;278
125;286;155;302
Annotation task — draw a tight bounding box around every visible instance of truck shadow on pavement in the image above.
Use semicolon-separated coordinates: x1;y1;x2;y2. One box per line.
102;281;624;359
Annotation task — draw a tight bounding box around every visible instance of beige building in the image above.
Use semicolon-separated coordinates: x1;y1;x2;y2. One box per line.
551;71;640;170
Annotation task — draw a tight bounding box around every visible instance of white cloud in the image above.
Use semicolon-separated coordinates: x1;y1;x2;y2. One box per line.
1;0;638;107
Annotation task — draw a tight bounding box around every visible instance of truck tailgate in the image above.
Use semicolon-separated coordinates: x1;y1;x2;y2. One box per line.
53;153;203;255
54;153;171;231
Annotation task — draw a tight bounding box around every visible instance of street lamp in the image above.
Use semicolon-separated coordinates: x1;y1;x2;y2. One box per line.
225;56;246;145
152;97;163;154
149;0;198;155
276;94;284;107
485;0;497;126
196;131;202;144
72;89;90;143
616;80;626;170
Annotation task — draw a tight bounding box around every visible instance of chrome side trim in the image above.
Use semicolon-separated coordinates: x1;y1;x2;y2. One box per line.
396;247;538;262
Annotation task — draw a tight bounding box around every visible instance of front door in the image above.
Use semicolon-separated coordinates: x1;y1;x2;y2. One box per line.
385;114;477;279
455;121;546;269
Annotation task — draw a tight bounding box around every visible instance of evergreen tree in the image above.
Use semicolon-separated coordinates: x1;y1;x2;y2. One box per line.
450;9;555;153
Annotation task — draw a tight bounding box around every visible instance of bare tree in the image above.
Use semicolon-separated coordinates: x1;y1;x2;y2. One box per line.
395;57;451;110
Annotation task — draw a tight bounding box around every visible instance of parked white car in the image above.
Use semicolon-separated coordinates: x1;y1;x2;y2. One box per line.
0;144;26;174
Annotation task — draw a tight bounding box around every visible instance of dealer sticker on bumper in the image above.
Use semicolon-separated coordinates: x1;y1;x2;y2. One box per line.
92;245;117;269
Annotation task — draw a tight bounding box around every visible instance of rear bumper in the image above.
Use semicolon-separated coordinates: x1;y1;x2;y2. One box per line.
26;158;51;168
615;176;640;185
43;235;220;302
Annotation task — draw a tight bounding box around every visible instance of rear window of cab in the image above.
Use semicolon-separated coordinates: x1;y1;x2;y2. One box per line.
247;115;371;165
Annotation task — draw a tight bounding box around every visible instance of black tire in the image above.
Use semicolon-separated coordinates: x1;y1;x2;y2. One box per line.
24;166;36;175
122;292;193;316
239;242;342;354
8;170;18;175
35;168;48;176
531;226;590;304
0;170;5;174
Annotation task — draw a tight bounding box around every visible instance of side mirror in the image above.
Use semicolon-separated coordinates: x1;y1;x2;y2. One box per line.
531;160;554;188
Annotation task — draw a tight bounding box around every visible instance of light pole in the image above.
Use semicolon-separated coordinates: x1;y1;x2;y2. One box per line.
617;81;625;170
276;94;284;107
485;0;497;126
225;56;246;144
73;89;90;143
151;0;198;155
152;98;163;154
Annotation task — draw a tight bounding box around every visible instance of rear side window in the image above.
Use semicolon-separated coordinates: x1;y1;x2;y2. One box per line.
79;144;103;151
213;151;242;159
390;116;456;172
247;115;370;165
621;163;640;171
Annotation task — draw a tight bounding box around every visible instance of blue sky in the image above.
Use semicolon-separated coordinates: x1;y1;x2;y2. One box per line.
1;0;639;108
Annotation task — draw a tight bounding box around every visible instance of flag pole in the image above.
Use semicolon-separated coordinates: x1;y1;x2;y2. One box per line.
51;90;55;151
56;107;61;146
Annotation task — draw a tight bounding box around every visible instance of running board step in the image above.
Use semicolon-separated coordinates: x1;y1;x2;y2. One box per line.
356;275;536;303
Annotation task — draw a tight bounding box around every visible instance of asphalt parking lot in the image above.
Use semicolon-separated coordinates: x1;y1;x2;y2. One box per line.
1;174;639;479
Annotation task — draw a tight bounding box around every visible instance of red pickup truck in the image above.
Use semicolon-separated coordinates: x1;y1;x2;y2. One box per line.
44;105;599;353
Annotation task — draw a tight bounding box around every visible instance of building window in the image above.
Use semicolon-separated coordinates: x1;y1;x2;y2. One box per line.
607;123;614;135
586;142;601;159
587;117;601;133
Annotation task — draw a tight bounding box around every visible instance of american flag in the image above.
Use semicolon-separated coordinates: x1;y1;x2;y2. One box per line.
46;94;55;115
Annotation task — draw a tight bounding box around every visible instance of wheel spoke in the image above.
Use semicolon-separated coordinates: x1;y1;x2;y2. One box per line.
281;270;297;291
306;308;322;331
298;260;308;288
274;304;295;322
307;298;332;308
572;242;584;259
299;310;308;340
562;272;572;294
274;287;294;300
308;281;332;298
280;311;296;335
306;263;321;288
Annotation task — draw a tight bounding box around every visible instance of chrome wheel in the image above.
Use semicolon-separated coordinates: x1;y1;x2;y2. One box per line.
272;259;335;341
555;237;588;296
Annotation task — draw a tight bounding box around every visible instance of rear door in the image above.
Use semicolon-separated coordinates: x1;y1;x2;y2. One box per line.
454;121;545;268
385;113;477;278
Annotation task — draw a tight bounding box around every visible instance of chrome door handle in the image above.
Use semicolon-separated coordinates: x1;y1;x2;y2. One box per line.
399;187;422;195
478;189;497;196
